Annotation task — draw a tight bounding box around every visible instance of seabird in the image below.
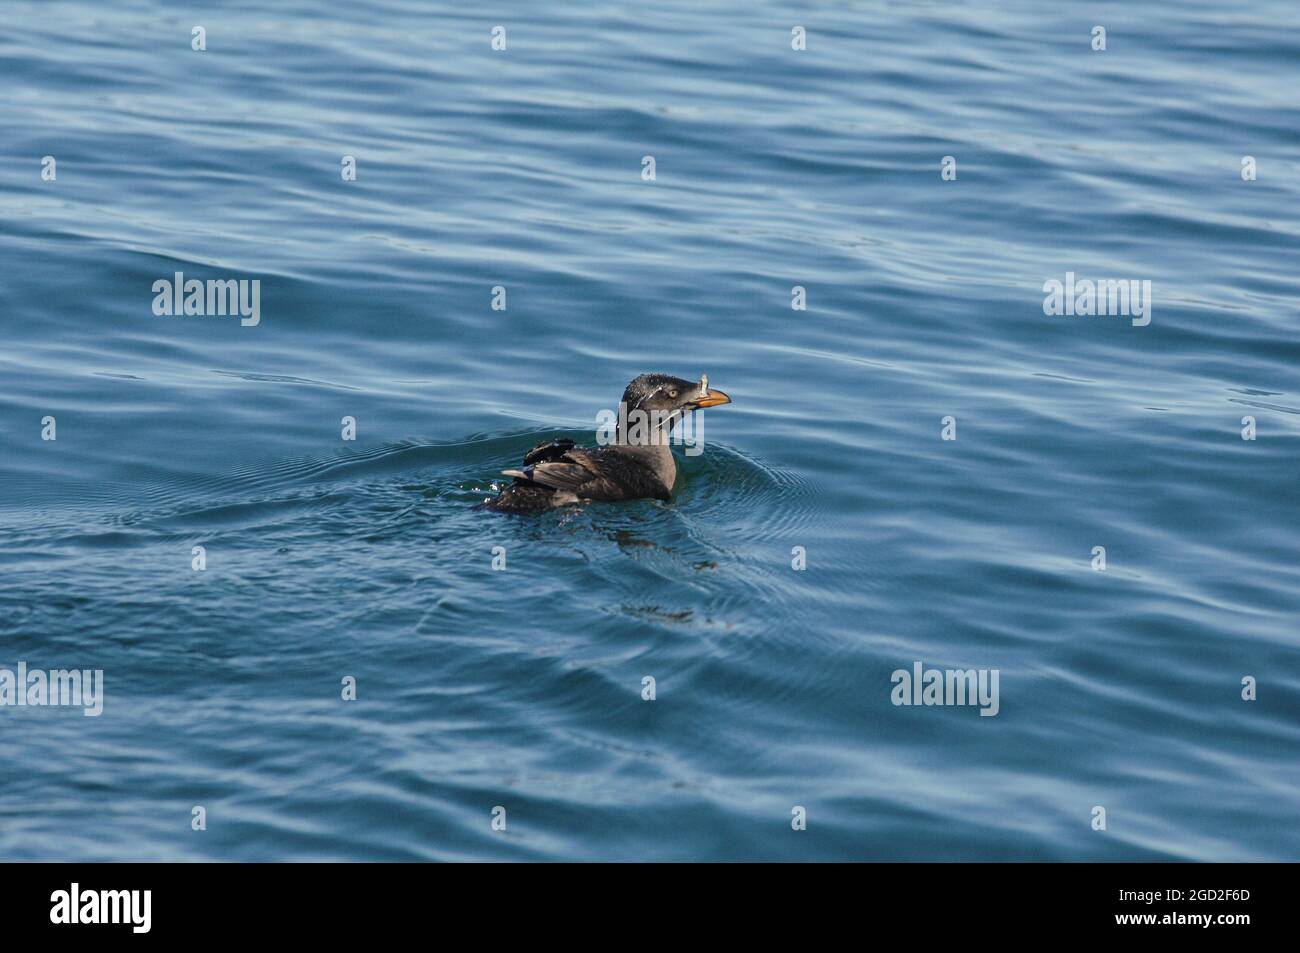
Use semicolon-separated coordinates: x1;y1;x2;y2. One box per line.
477;373;732;513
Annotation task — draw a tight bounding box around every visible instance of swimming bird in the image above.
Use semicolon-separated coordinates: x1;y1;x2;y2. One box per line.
477;373;732;513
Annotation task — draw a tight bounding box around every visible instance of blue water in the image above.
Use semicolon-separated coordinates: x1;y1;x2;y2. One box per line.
2;0;1298;861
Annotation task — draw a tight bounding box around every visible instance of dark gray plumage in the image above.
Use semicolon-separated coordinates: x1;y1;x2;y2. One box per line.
477;373;731;513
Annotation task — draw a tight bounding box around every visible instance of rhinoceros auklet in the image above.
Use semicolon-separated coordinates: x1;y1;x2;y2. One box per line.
477;373;731;513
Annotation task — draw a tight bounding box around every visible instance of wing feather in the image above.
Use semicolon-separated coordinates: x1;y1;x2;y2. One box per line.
516;460;598;490
499;445;666;502
522;438;576;466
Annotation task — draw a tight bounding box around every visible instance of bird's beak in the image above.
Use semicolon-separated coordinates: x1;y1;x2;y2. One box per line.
691;388;731;408
688;373;730;408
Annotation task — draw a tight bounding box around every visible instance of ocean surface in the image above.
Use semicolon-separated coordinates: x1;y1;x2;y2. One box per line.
2;0;1298;861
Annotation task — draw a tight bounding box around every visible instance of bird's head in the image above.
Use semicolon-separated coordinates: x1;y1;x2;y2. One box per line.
617;373;731;444
622;372;731;417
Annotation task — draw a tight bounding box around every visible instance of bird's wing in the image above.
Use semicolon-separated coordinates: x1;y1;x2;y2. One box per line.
522;438;575;466
502;447;665;501
502;446;602;491
509;460;596;491
558;448;665;500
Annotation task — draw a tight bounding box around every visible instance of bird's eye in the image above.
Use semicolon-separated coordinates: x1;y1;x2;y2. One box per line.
668;390;677;398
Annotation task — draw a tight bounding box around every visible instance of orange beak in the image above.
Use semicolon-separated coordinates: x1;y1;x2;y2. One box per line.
691;388;731;408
